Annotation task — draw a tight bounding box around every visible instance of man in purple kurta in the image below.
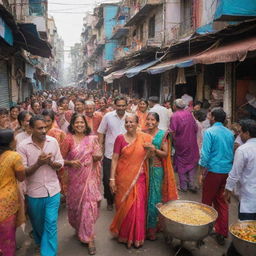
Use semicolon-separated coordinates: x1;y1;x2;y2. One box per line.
170;99;199;192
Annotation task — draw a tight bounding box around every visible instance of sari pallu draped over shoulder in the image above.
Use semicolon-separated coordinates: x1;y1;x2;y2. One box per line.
110;132;152;235
162;132;178;202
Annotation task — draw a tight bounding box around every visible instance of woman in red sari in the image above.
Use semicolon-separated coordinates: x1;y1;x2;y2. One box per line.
109;114;152;248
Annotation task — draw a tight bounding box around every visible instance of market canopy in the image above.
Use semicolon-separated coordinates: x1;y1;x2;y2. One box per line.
104;68;128;84
194;36;256;64
125;59;159;78
147;57;194;75
15;23;52;58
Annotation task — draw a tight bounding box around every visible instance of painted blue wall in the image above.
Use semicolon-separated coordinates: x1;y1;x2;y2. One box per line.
103;5;118;61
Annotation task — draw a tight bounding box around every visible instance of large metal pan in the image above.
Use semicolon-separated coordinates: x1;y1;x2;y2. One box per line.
230;220;256;256
157;200;218;242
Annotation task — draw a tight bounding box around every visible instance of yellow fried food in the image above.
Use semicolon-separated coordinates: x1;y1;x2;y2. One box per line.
231;224;256;243
161;203;214;225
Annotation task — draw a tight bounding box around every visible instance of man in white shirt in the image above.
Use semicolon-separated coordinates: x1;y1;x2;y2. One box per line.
98;96;128;210
148;96;170;131
224;119;256;256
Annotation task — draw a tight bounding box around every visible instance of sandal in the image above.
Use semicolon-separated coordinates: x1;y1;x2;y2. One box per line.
88;241;96;255
88;246;96;255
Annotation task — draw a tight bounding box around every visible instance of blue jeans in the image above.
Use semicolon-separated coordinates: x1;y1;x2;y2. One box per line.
26;193;60;256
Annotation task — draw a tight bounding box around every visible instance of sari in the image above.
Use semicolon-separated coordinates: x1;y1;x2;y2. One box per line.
110;132;152;247
147;130;178;237
136;110;148;131
47;127;67;196
0;151;25;256
61;134;102;243
56;110;73;132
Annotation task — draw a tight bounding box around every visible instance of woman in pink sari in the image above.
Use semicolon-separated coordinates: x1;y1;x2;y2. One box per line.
61;113;102;255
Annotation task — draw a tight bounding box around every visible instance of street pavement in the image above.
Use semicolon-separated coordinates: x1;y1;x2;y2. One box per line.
16;188;238;256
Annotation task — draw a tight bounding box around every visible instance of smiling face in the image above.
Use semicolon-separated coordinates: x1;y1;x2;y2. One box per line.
146;114;159;130
10;107;19;120
75;101;85;114
85;104;95;117
125;115;138;133
138;101;148;113
60;99;69;111
72;116;87;134
0;114;9;127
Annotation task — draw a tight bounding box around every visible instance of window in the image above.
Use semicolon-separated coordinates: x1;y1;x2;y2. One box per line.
180;0;193;35
148;16;155;38
139;24;144;41
29;0;45;16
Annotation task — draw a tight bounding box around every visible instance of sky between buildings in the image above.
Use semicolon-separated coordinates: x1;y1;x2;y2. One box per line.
48;0;119;65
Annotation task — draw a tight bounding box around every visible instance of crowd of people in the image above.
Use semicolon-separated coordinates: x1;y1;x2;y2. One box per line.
0;87;255;256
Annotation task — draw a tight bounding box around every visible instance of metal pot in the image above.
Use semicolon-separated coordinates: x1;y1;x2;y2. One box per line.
157;200;218;241
230;221;256;256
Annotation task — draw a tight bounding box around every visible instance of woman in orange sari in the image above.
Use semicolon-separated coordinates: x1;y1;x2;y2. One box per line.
136;99;148;131
109;114;152;248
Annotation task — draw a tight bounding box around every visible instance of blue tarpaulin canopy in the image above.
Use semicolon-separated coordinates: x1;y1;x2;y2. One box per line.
147;57;194;75
125;59;159;78
214;0;256;21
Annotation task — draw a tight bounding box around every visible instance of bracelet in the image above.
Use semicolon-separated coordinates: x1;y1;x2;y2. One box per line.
109;178;115;181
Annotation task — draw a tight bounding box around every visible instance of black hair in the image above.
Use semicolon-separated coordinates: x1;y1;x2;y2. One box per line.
29;115;46;128
114;96;127;105
139;98;149;106
239;119;256;138
10;106;20;112
193;110;206;122
68;113;91;135
193;100;203;107
17;111;34;126
0;108;8;115
0;129;14;154
75;98;85;104
202;99;210;109
42;109;55;121
42;99;53;109
58;96;68;106
148;96;159;103
211;108;226;124
147;112;160;122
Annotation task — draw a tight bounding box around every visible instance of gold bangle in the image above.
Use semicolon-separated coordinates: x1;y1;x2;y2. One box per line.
109;178;115;181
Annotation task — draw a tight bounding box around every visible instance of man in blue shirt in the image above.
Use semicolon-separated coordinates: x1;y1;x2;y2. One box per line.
199;108;234;246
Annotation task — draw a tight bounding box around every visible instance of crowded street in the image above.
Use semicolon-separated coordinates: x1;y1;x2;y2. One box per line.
1;1;256;256
15;190;239;256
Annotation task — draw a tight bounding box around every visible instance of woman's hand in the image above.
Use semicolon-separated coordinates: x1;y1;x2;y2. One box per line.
92;155;102;162
143;142;156;152
70;160;82;168
109;180;116;194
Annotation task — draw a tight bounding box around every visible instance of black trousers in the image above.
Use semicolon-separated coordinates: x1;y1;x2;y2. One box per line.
102;157;114;205
227;211;256;256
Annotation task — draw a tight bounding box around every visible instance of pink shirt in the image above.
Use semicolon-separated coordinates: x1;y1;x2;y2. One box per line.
17;135;64;198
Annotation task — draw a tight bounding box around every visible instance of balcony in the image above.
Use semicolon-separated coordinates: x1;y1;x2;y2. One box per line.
125;0;163;27
111;25;129;40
